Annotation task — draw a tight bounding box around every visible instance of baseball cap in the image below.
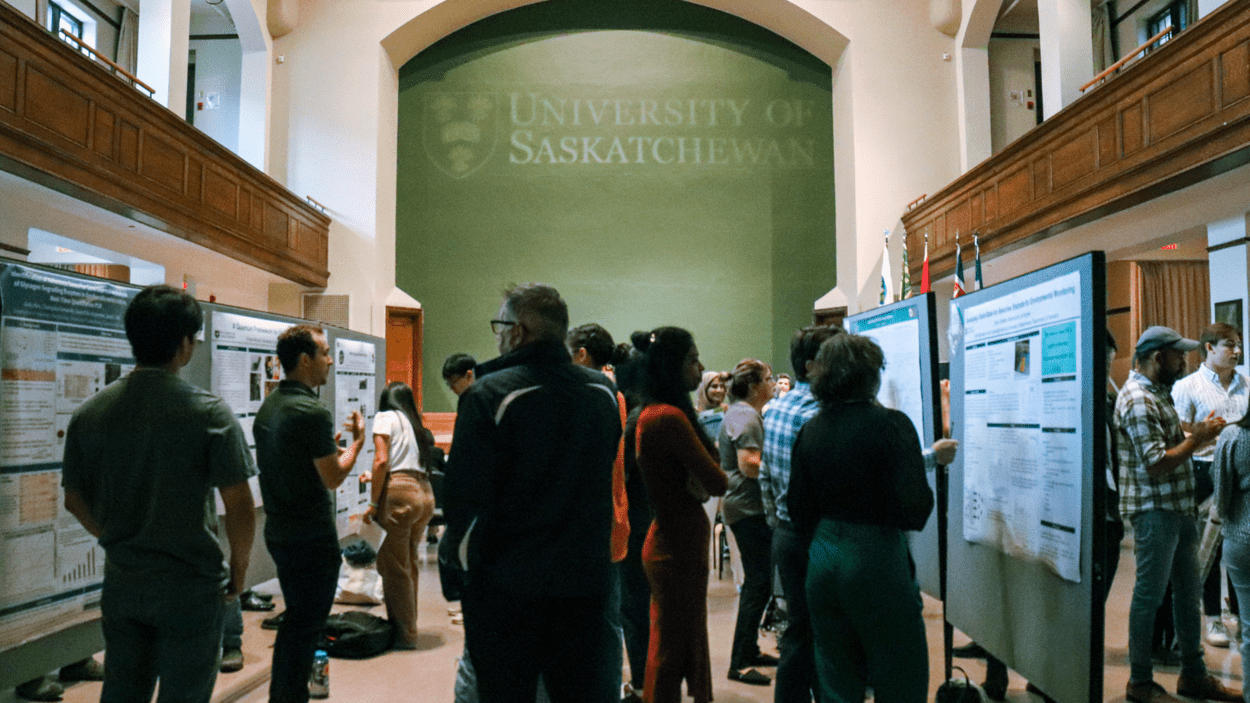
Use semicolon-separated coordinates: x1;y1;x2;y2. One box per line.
1135;325;1199;356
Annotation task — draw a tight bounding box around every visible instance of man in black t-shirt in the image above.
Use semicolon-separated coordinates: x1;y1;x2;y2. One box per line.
254;324;364;703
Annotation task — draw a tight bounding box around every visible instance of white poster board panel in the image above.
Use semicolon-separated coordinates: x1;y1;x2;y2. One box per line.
959;271;1083;582
334;338;376;538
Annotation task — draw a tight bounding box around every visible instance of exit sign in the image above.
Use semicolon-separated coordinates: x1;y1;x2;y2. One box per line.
1160;243;1178;250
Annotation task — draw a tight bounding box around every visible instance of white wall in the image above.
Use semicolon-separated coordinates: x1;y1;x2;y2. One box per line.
270;0;962;334
4;0;37;20
988;38;1039;153
189;37;242;154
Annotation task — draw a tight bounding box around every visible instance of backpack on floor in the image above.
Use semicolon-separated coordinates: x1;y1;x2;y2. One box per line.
319;611;394;659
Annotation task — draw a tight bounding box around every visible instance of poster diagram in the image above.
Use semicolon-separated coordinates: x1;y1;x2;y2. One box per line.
334;339;376;537
210;311;292;509
0;263;136;648
852;306;925;439
961;270;1084;582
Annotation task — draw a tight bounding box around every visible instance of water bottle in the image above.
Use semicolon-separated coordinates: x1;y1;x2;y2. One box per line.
309;649;330;699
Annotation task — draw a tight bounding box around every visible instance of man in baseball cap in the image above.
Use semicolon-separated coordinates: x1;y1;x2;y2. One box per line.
1118;325;1235;703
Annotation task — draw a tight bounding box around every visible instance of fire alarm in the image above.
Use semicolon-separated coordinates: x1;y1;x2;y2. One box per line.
1027;101;1034;109
197;102;203;111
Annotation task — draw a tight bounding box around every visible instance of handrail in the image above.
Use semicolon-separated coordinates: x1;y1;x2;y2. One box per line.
58;29;155;97
905;194;928;211
305;196;327;213
1081;25;1173;92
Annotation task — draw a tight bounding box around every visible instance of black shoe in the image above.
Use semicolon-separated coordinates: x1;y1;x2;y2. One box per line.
59;657;104;682
984;658;1008;702
241;591;276;612
728;668;772;686
261;611;285;630
15;676;64;702
951;641;989;659
750;653;780;666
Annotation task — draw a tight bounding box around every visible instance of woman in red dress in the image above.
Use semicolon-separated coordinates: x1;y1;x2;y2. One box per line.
635;327;729;703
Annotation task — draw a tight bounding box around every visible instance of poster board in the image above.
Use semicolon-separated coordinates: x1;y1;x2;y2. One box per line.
845;292;942;599
946;252;1105;703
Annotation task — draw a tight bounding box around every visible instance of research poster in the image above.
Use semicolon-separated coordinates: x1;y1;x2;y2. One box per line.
334;339;376;537
210;311;291;508
0;263;136;648
960;270;1083;582
852;306;925;438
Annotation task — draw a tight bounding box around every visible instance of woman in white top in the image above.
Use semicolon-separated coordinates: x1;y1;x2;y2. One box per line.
364;382;435;648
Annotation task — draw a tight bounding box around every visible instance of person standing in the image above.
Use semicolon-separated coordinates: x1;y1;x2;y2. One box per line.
62;285;256;703
1117;326;1239;703
1172;322;1247;647
720;358;779;685
254;325;365;703
635;327;728;703
445;284;621;703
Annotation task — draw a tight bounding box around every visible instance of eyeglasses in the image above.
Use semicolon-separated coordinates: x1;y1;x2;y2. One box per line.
490;319;518;335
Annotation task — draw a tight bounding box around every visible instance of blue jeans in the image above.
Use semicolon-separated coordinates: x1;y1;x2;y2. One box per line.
806;520;927;703
774;521;819;703
100;581;225;703
223;596;243;651
1221;538;1250;703
267;535;341;703
1128;510;1206;684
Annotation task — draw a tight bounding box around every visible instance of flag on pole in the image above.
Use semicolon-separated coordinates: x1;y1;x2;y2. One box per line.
953;233;965;298
973;233;984;291
920;232;931;294
901;231;912;299
880;230;892;305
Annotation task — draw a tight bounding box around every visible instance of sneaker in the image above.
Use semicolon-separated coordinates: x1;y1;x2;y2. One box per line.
1126;680;1182;703
220;648;244;673
1205;616;1232;648
1176;673;1242;702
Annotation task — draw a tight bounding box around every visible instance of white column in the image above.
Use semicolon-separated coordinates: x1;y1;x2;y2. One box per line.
1208;214;1250;375
136;0;191;118
1037;0;1093;118
229;0;271;172
957;47;992;171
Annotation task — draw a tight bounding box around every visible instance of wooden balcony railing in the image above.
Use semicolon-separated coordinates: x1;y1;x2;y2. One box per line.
901;0;1250;284
58;29;155;98
0;2;330;287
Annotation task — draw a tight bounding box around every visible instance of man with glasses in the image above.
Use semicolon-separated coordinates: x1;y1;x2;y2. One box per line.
445;283;622;703
1173;322;1248;648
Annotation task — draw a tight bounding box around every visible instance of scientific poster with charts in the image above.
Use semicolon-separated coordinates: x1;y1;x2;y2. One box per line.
334;339;376;537
852;306;924;435
210;311;291;508
0;263;136;648
960;270;1083;582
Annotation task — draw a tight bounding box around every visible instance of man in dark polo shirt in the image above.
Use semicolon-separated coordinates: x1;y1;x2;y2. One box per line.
254;324;364;703
62;285;256;703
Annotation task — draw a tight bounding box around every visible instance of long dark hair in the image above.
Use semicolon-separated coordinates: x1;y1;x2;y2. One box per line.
638;326;716;456
378;381;435;471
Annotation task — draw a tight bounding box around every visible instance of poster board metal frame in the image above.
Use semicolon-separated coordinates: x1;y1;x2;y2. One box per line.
945;251;1106;703
845;291;943;600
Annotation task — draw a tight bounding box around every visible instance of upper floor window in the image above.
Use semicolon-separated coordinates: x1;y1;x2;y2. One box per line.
48;1;84;40
1148;1;1188;50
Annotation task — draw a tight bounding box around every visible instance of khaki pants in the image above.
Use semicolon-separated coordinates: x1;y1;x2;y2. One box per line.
377;472;435;645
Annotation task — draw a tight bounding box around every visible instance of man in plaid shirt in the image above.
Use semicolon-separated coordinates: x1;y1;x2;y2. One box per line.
1117;326;1235;703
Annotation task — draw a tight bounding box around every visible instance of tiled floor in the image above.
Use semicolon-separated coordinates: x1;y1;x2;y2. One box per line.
21;537;1249;703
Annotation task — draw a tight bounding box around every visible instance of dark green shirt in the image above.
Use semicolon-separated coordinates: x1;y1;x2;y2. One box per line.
253;380;338;543
61;368;256;596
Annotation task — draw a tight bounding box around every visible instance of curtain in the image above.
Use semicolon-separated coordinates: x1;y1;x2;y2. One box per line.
1131;260;1210;365
1092;1;1115;74
115;7;139;76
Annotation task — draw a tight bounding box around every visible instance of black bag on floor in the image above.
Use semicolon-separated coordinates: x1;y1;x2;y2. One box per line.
935;666;986;703
319;611;394;659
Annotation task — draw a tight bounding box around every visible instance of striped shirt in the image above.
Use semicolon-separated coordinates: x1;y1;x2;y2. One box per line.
1171;364;1249;460
1115;369;1195;517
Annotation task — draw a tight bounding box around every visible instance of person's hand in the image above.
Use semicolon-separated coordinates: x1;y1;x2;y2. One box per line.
932;438;959;466
363;505;376;525
346;411;366;442
1192;411;1226;445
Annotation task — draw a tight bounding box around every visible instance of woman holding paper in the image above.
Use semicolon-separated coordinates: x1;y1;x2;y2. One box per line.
788;333;934;703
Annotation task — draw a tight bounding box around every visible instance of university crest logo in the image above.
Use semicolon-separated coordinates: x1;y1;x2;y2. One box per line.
423;92;498;179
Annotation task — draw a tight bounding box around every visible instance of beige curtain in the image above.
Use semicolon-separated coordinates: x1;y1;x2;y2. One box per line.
1131;260;1210;364
115;7;139;75
1093;1;1115;73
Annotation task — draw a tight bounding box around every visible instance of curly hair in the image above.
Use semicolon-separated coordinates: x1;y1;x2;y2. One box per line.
811;334;885;405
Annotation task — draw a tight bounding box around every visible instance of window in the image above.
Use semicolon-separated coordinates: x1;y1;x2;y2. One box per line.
1147;1;1188;50
48;1;83;40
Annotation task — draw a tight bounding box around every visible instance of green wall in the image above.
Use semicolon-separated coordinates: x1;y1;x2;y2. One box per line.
398;0;834;411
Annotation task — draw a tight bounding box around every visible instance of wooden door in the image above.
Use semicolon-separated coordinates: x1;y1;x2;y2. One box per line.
386;306;423;410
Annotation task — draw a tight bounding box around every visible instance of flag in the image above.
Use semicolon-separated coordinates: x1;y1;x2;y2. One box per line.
974;233;984;291
901;232;912;299
880;230;892;305
920;233;931;294
953;235;965;298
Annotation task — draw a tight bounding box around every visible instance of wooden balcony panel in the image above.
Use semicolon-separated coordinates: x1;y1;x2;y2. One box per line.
0;3;329;287
902;0;1250;282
